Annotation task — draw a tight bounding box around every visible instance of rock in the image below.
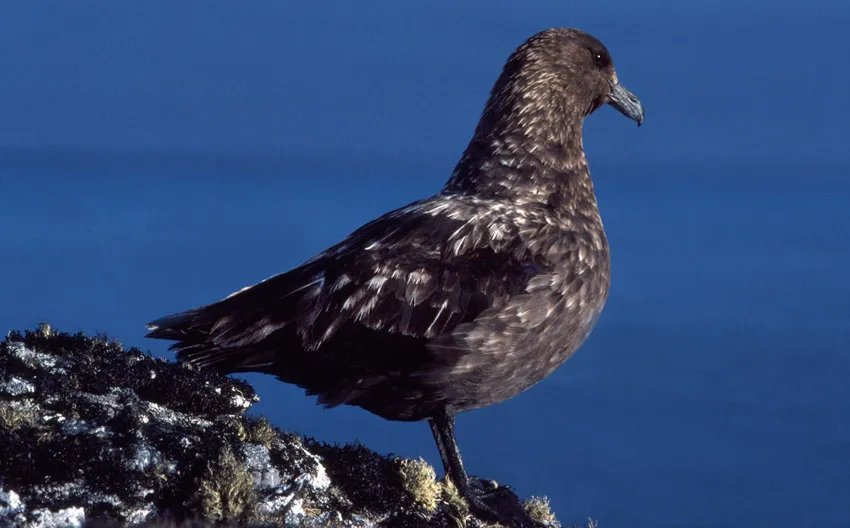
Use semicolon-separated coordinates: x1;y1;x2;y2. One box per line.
0;326;564;527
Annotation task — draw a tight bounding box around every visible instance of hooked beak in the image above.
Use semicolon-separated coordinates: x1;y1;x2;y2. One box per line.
608;81;644;126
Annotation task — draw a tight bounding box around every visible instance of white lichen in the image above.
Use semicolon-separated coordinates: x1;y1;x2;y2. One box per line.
2;376;36;396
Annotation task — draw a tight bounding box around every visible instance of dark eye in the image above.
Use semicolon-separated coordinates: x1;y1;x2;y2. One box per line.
592;51;609;68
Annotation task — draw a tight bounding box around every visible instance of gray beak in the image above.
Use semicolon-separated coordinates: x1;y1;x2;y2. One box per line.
608;81;644;126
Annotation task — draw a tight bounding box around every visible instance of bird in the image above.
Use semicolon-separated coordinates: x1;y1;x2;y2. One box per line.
147;27;643;528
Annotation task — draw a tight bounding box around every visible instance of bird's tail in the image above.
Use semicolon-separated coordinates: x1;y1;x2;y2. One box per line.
145;310;201;341
146;307;276;374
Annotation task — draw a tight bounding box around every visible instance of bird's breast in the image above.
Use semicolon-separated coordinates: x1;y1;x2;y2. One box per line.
429;226;610;413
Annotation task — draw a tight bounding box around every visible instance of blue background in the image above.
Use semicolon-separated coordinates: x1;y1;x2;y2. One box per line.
2;2;849;526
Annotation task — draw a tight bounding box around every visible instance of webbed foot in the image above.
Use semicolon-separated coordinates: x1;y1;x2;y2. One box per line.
462;476;543;528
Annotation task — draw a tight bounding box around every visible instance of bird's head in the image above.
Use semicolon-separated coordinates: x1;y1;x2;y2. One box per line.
490;28;645;128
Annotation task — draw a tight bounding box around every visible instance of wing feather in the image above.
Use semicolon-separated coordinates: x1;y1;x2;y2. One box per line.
147;197;542;375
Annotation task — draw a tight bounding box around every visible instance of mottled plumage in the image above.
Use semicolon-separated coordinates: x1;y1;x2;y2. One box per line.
147;27;643;527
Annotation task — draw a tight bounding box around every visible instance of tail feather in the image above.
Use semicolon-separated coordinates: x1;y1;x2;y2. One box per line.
146;261;324;375
146;304;277;374
145;309;204;340
174;343;275;373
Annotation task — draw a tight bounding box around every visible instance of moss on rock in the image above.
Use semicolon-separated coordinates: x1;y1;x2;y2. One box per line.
0;327;564;528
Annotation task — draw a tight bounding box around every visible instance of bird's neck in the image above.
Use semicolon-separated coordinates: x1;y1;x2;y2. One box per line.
444;108;601;221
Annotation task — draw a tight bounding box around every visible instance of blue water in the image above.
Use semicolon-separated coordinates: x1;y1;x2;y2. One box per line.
2;2;850;527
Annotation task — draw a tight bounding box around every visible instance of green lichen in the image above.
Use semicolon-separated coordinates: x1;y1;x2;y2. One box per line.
36;321;55;338
246;415;275;449
195;448;256;523
523;495;556;525
397;457;440;512
441;477;469;527
0;401;38;431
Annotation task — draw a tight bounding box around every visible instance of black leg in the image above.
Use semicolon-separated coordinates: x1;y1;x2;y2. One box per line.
428;407;542;528
428;407;470;493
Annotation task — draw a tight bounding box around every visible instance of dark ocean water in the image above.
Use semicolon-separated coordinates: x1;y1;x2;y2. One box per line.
3;152;848;527
2;1;850;526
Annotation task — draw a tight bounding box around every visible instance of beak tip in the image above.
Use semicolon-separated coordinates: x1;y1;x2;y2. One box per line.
608;82;644;128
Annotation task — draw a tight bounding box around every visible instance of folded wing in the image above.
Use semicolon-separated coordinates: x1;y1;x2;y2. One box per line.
147;198;541;395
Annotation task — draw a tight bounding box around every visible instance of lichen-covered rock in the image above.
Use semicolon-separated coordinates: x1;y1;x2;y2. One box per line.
0;326;562;527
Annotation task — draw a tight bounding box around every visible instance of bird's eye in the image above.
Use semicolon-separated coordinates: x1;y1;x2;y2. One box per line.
592;51;609;68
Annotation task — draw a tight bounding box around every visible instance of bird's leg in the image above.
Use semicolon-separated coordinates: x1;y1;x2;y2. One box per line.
428;408;470;492
428;407;541;528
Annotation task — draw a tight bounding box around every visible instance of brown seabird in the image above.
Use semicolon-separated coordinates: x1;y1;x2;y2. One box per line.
147;27;643;528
